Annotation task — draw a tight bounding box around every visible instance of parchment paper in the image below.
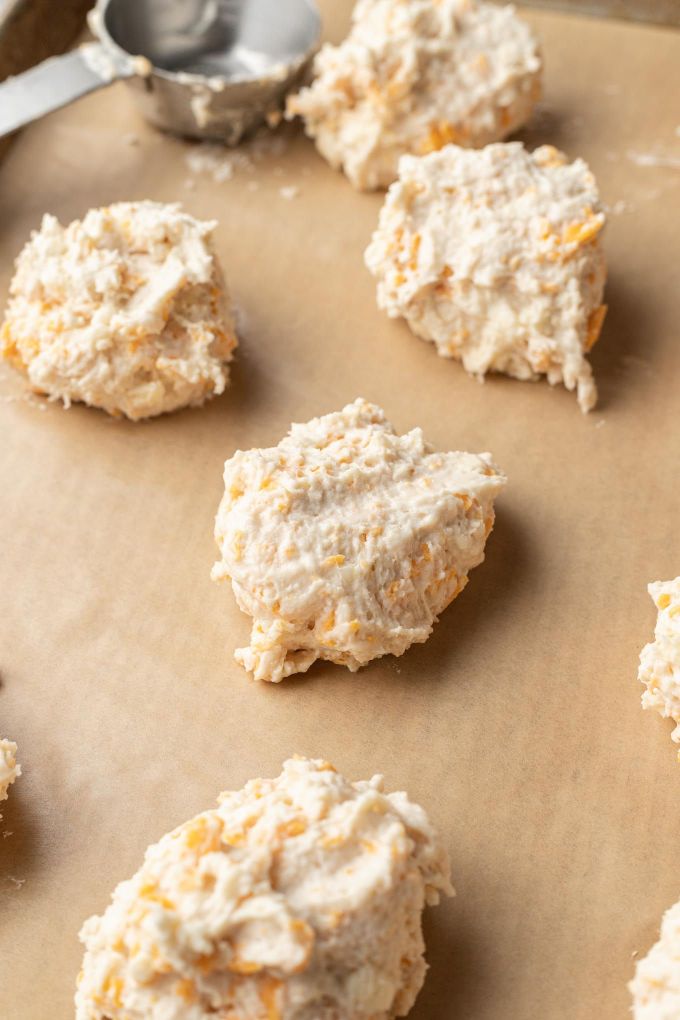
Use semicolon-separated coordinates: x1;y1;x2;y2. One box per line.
1;5;679;1019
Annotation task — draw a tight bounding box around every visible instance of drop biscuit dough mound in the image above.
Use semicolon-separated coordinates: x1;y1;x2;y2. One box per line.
287;0;541;190
1;201;237;419
630;896;680;1020
212;398;506;682
365;142;607;411
638;576;680;756
76;757;453;1020
0;738;20;819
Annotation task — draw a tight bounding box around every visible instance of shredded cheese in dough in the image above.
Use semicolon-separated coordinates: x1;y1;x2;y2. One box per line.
75;757;453;1020
287;0;541;190
1;201;237;420
365;142;607;412
638;576;680;755
212;398;506;682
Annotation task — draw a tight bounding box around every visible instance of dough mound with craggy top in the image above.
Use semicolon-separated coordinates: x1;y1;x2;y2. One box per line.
365;142;607;412
212;398;505;682
287;0;541;190
75;756;453;1020
638;576;680;756
1;201;237;420
0;738;20;819
630;896;680;1020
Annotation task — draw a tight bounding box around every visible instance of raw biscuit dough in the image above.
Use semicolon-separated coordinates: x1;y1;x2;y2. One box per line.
630;896;680;1020
287;0;541;190
75;756;453;1020
212;398;506;682
638;577;680;755
0;738;20;819
1;201;237;420
365;142;607;412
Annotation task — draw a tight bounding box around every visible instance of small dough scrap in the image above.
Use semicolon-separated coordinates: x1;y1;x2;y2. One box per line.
638;576;680;754
212;398;506;682
287;0;541;190
365;142;607;412
630;896;680;1020
0;738;20;819
75;756;453;1020
1;201;237;420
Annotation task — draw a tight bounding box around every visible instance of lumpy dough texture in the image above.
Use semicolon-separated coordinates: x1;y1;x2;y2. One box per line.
75;756;453;1020
0;739;20;819
638;577;680;755
1;201;237;420
212;398;506;682
287;0;541;190
630;897;680;1020
365;142;607;412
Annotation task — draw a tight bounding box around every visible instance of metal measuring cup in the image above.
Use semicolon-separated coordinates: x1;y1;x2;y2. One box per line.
0;0;321;144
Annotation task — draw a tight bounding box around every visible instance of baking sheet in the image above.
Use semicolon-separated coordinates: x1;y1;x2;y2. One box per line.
514;0;680;27
1;5;679;1018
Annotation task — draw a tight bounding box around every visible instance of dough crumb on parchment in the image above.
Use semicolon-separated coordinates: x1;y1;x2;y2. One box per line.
1;201;237;420
365;142;607;412
75;756;453;1020
630;896;680;1020
287;0;541;190
212;398;506;683
638;576;680;757
0;739;20;820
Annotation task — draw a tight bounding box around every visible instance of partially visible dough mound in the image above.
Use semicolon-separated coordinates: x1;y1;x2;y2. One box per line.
630;896;680;1020
287;0;541;190
0;738;20;819
639;576;680;755
212;398;506;682
76;756;453;1020
1;201;237;420
365;142;607;412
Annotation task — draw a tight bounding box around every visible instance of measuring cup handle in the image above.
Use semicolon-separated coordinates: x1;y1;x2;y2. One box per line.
0;44;135;141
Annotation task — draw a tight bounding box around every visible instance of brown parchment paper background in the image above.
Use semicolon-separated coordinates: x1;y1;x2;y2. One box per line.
1;5;679;1018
